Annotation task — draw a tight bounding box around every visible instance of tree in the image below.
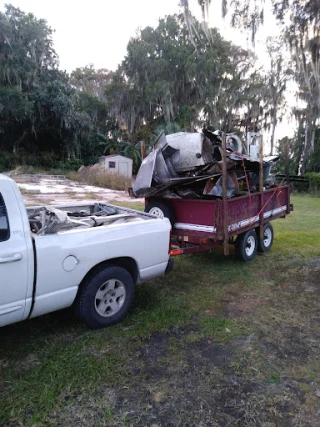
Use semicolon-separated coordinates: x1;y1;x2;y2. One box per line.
187;0;320;165
187;0;319;48
0;5;66;165
105;69;144;138
106;14;266;140
121;14;200;127
70;65;121;164
118;141;142;172
71;65;113;101
0;5;118;169
0;4;57;88
264;37;291;155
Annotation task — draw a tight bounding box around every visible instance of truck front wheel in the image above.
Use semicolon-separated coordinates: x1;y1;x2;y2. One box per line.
76;266;135;329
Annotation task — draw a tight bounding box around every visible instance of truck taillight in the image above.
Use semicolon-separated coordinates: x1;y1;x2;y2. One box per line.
169;229;172;254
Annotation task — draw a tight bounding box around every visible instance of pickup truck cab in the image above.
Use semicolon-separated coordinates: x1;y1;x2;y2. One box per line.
0;175;173;329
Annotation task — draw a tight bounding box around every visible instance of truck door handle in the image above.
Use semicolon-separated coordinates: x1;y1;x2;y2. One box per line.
0;253;23;264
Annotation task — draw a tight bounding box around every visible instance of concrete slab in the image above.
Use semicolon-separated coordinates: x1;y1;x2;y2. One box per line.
14;176;141;206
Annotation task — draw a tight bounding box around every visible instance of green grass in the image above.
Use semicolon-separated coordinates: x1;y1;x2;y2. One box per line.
197;317;236;341
108;199;144;211
17;186;29;195
271;195;320;257
0;194;320;425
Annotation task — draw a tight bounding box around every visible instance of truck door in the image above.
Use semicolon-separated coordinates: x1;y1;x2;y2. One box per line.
0;190;29;327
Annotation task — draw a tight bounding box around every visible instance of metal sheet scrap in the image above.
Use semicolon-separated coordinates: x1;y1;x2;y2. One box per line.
133;130;279;199
28;204;142;235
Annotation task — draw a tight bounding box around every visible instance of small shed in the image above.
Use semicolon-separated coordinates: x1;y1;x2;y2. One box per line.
102;154;133;178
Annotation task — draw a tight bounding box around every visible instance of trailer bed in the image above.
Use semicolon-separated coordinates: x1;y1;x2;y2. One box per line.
146;185;292;258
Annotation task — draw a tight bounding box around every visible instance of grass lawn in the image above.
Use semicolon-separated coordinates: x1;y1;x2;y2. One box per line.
0;195;319;426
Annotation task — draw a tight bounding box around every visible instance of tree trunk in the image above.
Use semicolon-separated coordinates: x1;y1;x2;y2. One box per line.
299;121;309;175
300;122;316;174
311;129;315;152
270;115;277;156
140;140;146;160
285;137;290;181
12;129;28;154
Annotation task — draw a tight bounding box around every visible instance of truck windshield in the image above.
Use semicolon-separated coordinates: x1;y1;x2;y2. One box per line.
0;194;9;242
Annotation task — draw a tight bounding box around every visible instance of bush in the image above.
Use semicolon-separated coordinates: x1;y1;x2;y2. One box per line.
55;158;84;171
305;172;320;193
69;167;132;191
0;150;85;173
0;152;14;172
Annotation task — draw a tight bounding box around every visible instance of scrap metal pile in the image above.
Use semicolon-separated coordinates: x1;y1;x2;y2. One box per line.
28;204;145;235
133;130;279;199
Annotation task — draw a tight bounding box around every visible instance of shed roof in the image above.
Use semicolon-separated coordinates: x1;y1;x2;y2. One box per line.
103;154;132;161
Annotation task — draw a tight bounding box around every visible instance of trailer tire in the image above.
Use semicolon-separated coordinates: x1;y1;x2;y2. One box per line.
145;199;175;226
235;230;258;262
256;222;274;253
76;266;134;329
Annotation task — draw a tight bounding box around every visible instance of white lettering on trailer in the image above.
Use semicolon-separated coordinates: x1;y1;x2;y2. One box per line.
174;206;287;233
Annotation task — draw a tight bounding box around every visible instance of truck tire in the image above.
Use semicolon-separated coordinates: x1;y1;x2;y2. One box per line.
235;229;257;262
256;222;274;253
76;266;135;329
145;199;175;226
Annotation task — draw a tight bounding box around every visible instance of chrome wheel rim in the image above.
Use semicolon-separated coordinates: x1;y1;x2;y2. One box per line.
95;279;126;317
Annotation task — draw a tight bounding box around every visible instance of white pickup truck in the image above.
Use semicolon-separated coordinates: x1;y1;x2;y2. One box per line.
0;175;173;329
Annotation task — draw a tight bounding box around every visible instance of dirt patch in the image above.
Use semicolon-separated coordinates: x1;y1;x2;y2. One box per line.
138;332;172;361
48;388;118;427
15;354;40;372
63;331;311;427
46;327;309;427
261;329;314;361
302;267;320;294
225;296;264;318
87;261;320;426
310;258;320;268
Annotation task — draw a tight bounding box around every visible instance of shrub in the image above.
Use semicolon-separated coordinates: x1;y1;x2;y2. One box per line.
55;158;84;171
69;167;132;191
0;152;14;172
305;172;320;193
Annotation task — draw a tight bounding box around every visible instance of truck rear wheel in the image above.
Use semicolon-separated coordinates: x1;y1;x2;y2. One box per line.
235;230;258;262
256;222;274;252
76;266;135;329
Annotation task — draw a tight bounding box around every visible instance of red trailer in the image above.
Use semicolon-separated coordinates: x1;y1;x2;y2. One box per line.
144;135;293;262
145;184;292;261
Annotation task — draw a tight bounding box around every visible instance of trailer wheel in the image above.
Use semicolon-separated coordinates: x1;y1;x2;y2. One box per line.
76;266;134;329
235;230;258;262
145;199;175;226
256;222;274;253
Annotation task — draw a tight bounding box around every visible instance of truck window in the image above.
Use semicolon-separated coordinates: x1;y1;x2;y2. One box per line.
0;193;10;242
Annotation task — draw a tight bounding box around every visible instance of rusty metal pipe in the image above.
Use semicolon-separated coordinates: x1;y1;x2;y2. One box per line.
259;134;264;240
221;133;229;256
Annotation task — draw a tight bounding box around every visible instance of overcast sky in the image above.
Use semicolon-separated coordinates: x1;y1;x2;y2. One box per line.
0;0;293;141
0;0;277;72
